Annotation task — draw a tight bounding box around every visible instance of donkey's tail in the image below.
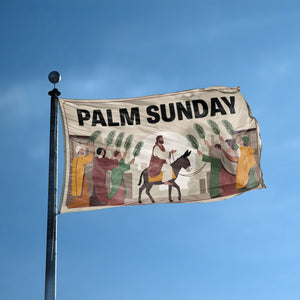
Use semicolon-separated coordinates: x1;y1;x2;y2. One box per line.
138;169;146;185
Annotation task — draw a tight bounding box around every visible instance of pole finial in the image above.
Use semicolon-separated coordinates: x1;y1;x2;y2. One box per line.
48;71;61;87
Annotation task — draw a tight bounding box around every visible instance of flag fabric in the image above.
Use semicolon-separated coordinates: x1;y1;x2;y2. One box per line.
58;86;265;213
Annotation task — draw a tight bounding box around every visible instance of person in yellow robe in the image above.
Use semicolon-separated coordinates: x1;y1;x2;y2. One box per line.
69;144;95;208
235;136;257;190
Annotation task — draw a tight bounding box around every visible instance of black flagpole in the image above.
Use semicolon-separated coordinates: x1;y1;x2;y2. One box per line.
45;71;61;300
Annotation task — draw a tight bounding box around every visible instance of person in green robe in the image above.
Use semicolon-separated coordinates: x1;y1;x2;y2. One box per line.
108;151;135;206
197;141;222;198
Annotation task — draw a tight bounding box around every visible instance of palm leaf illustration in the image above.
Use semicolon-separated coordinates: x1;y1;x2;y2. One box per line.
115;132;125;148
207;120;220;136
106;130;116;146
133;141;144;157
186;134;199;149
221;120;235;136
89;130;101;143
124;134;134;150
194;123;206;139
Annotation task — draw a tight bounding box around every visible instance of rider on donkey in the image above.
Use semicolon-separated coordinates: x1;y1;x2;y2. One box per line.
147;135;177;185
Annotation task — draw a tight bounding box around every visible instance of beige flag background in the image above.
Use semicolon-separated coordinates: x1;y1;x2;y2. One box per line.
58;86;265;213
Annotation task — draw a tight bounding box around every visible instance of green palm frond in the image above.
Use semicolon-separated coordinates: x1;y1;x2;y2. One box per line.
221;120;235;136
106;130;116;146
124;134;134;150
186;134;199;149
207;120;220;135
194;123;206;139
133;141;144;157
115;132;125;148
89;130;101;143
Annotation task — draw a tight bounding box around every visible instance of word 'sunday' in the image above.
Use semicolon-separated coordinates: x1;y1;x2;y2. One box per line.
77;96;236;127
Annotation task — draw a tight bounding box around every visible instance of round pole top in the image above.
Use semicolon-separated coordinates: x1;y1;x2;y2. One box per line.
48;71;61;85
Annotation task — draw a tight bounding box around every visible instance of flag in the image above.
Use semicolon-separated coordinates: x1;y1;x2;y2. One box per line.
58;86;265;213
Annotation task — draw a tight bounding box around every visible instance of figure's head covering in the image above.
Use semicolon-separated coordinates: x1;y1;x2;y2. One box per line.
96;147;106;157
75;145;83;154
156;135;163;143
155;135;165;151
113;150;121;157
242;136;249;146
226;139;239;151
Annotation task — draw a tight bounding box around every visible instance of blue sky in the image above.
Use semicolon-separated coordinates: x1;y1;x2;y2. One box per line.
1;0;300;299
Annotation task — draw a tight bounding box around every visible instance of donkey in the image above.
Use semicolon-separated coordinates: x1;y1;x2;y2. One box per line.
138;150;192;203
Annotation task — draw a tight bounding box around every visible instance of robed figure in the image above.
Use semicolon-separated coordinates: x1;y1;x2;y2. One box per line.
218;138;240;197
198;139;240;198
69;144;94;208
198;144;223;198
108;151;135;206
147;135;176;185
235;136;258;190
90;147;118;206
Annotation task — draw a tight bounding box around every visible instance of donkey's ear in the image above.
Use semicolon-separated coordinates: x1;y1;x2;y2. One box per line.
183;150;190;158
185;150;191;157
182;150;189;157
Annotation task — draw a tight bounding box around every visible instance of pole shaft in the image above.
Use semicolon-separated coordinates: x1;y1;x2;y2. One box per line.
45;88;60;300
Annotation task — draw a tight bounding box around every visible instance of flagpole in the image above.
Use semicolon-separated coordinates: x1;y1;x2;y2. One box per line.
45;71;61;300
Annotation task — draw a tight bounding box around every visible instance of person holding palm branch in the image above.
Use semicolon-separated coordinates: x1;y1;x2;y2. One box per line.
90;146;118;206
108;151;135;206
197;141;222;198
218;136;240;196
69;143;95;208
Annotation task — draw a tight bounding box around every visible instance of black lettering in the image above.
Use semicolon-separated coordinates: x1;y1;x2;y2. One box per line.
221;96;236;114
192;99;208;118
211;98;226;116
176;101;193;120
107;109;120;126
77;109;90;126
120;107;140;126
92;110;107;126
146;105;160;124
161;104;175;122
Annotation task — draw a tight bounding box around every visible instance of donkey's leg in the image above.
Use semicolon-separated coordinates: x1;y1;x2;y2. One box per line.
168;185;173;202
138;184;146;203
173;182;181;201
145;184;155;203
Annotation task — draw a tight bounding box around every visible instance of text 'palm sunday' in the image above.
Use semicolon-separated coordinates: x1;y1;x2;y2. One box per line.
77;96;236;127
